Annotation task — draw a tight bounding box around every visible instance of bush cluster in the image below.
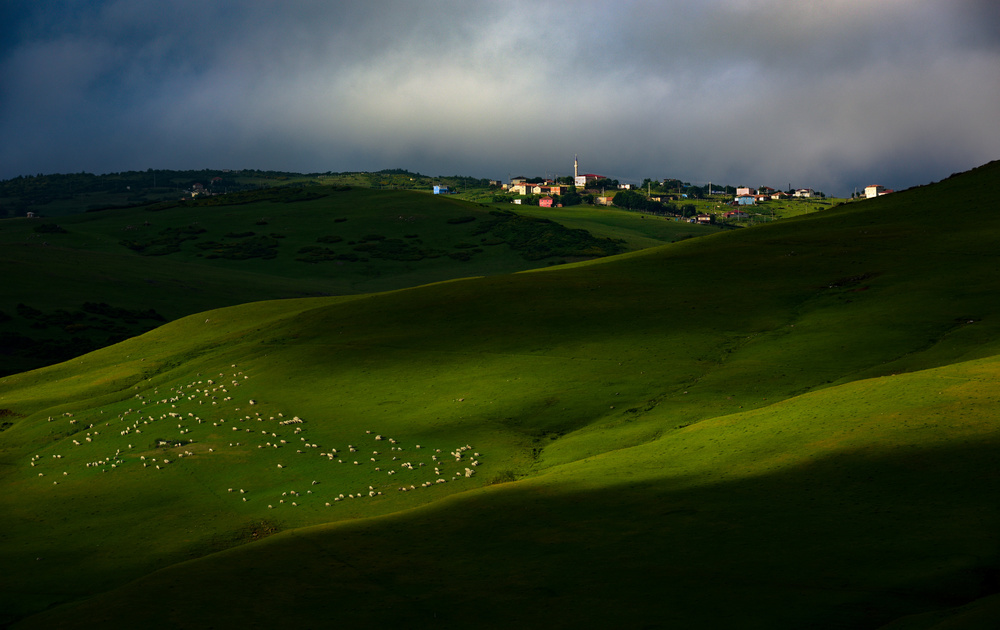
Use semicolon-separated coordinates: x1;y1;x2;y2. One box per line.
196;236;280;260
295;247;364;263
471;211;625;261
121;225;206;256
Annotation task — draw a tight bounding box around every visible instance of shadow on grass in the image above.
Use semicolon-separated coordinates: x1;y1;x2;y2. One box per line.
12;440;1000;629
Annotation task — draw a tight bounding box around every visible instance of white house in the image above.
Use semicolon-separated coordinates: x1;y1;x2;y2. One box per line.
794;188;814;198
865;185;885;199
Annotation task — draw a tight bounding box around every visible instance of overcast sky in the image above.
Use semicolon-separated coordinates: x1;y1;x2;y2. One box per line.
2;0;998;196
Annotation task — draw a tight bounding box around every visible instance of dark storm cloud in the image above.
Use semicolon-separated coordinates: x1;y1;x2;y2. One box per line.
1;1;997;195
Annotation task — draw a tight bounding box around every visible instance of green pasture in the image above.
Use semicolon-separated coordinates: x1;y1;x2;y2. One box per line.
512;203;716;249
1;161;999;627
0;187;657;375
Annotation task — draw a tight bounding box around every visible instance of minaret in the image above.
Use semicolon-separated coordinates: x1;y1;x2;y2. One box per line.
574;154;579;180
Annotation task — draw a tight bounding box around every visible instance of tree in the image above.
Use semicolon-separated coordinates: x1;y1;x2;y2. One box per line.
612;190;639;209
561;191;582;206
612;190;671;215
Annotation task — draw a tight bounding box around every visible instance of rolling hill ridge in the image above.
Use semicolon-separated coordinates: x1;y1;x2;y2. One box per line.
0;186;710;375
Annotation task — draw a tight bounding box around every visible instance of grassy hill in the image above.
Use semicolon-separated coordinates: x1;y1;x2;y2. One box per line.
0;186;712;375
1;161;999;628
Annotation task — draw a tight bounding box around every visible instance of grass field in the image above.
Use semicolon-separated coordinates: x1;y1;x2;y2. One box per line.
0;187;710;375
1;161;998;628
512;203;712;249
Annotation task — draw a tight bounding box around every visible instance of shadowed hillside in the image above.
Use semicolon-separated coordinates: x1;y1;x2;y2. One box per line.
0;186;710;375
1;161;999;628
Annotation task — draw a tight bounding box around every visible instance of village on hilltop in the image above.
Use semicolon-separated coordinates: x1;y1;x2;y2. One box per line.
443;156;895;224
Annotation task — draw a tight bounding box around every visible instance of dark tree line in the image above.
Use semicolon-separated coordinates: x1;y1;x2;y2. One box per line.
612;190;678;215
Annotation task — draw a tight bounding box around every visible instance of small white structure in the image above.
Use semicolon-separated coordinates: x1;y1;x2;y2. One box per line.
433;185;449;195
793;188;815;198
864;184;885;199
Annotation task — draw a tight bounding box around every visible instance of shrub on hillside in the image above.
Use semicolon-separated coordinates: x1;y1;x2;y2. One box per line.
470;210;625;261
121;225;206;256
352;238;440;261
33;223;68;234
196;236;279;260
16;303;42;319
295;247;362;263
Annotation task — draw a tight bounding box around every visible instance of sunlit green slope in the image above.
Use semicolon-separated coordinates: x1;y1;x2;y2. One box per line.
14;353;1000;629
1;161;999;628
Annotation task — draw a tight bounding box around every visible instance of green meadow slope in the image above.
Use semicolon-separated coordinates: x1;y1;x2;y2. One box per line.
1;162;999;628
0;186;710;375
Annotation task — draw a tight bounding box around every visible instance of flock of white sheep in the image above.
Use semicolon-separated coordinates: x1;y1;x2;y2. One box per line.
28;363;484;508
